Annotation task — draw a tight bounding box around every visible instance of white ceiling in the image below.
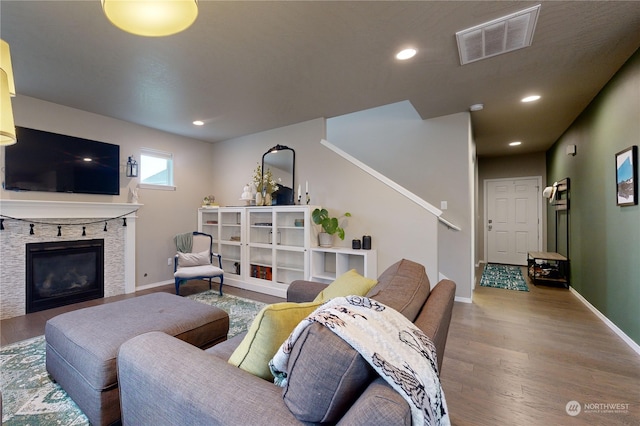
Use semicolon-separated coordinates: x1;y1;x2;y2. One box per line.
2;1;639;156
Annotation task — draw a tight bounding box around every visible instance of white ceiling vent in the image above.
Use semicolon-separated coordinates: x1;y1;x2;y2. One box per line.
456;4;541;65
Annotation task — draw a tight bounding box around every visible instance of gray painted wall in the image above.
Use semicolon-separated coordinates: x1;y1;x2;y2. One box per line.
327;101;474;298
546;49;640;345
3;95;214;289
209;117;441;290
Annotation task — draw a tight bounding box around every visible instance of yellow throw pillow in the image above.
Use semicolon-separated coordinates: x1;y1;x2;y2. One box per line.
228;301;323;380
313;269;378;303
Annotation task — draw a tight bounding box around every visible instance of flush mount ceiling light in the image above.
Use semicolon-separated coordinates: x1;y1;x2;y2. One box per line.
509;141;522;146
101;0;198;37
193;120;204;126
469;103;484;112
521;95;541;103
396;48;417;60
456;4;540;65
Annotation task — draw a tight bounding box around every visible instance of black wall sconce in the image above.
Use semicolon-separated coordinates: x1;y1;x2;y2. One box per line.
126;156;138;177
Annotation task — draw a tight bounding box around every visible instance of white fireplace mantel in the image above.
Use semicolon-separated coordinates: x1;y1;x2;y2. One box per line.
0;199;141;219
0;199;141;299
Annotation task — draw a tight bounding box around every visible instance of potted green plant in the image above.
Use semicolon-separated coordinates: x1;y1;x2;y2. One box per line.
312;208;351;247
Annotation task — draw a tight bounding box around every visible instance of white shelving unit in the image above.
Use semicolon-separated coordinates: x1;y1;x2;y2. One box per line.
198;206;315;297
309;247;377;284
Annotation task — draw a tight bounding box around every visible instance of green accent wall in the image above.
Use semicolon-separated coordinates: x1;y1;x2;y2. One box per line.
546;49;640;345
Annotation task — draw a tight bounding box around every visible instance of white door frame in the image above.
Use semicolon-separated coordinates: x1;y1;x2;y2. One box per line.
483;176;543;264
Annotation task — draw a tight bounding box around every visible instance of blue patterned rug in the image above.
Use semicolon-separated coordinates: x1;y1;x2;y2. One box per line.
0;292;266;425
480;264;529;291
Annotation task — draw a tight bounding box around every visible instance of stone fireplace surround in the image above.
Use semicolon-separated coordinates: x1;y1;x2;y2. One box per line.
0;200;139;320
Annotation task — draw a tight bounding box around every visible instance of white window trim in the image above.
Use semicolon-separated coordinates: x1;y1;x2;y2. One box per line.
140;147;175;190
138;183;176;191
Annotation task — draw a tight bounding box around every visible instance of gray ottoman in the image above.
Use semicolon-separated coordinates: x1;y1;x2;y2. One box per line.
45;292;229;426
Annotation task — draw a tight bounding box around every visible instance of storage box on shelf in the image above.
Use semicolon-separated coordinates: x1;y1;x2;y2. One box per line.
309;247;377;283
198;206;315;297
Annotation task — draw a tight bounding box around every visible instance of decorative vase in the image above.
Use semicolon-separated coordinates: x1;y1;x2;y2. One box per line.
255;192;263;206
265;193;272;206
318;232;333;247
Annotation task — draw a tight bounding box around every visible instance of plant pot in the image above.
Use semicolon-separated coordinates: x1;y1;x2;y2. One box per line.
318;232;334;247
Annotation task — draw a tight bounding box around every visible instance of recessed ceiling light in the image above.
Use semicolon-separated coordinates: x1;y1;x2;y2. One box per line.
193;120;204;126
396;48;417;60
521;95;541;103
509;141;522;146
469;103;484;112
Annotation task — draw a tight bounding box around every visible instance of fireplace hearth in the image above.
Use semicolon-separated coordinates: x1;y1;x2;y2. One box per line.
26;239;105;313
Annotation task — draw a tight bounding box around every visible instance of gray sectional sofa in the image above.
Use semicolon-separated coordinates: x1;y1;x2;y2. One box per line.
118;259;456;425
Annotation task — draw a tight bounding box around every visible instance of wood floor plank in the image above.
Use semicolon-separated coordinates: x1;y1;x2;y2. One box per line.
440;266;640;425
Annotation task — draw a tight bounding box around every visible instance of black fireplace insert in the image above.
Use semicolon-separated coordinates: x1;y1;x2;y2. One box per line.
26;239;105;313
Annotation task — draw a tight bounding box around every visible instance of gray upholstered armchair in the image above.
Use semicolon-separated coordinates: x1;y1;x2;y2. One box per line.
174;231;224;295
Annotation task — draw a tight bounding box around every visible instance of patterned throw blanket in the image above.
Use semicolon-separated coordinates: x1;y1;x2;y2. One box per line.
269;296;450;426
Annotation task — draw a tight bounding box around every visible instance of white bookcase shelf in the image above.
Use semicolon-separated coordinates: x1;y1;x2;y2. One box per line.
198;206;317;297
309;247;377;284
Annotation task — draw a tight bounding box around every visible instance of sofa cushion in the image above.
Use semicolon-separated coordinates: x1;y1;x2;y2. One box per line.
177;250;210;267
283;323;375;423
365;259;431;321
337;377;411;425
313;269;377;303
228;301;322;380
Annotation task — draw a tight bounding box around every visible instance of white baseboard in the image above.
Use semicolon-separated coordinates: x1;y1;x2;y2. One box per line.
569;286;640;356
135;279;173;291
455;296;472;304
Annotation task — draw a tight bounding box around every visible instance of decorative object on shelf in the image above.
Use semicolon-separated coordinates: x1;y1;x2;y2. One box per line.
202;195;217;207
362;235;372;250
240;185;253;205
294;219;304;227
128;186;139;204
1;39;17;145
615;145;637;206
101;0;198;37
352;239;361;249
265;192;272;206
263;145;295;205
126;155;138;177
252;163;279;205
298;181;311;204
312;207;352;247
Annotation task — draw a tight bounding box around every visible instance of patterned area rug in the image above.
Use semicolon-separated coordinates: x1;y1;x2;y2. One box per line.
480;263;529;291
0;292;266;425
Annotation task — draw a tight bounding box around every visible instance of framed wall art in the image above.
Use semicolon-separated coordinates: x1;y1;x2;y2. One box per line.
615;145;638;206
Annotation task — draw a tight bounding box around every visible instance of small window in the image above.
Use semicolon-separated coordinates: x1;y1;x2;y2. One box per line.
139;148;175;190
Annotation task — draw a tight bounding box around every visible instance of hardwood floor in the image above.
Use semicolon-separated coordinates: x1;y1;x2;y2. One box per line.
441;266;640;425
2;272;638;424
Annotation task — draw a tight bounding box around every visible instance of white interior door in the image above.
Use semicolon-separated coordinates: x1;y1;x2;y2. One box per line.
486;177;541;265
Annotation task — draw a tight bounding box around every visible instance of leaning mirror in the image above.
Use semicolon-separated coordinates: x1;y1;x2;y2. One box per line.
262;145;295;205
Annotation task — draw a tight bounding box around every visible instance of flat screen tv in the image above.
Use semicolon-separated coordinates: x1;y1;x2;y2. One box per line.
4;127;120;195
